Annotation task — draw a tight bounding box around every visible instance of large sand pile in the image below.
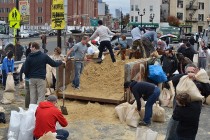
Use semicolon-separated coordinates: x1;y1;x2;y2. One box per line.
65;55;136;100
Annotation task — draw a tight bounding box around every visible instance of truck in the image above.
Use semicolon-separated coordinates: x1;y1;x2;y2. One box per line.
0;20;15;62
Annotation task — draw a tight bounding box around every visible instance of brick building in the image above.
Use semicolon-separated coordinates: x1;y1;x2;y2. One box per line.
0;0;98;27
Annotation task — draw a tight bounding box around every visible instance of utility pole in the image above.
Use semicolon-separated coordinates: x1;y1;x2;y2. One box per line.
121;10;123;33
16;0;19;42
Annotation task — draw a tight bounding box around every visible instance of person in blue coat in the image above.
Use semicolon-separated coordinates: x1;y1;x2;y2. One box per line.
1;51;14;89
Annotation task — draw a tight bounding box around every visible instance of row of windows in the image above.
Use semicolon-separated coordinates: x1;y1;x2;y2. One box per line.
130;16;155;22
177;1;204;10
131;5;153;12
0;0;43;3
177;12;204;21
0;7;43;13
0;16;43;23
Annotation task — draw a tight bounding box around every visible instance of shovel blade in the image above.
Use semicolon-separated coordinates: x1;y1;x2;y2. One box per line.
60;106;68;115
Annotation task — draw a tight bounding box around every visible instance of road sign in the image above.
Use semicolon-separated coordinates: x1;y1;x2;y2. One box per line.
8;7;21;21
51;0;65;29
9;21;20;29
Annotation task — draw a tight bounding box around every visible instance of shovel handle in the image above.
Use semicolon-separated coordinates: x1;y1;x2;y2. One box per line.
62;66;65;106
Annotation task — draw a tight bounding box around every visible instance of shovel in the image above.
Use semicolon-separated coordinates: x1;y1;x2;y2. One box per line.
60;64;68;115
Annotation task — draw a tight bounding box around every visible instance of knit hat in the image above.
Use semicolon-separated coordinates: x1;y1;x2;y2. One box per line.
47;95;57;102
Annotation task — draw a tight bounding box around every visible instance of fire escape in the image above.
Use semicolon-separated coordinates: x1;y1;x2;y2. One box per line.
185;0;198;22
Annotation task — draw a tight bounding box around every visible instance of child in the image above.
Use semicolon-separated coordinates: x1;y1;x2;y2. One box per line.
172;93;202;140
117;35;127;61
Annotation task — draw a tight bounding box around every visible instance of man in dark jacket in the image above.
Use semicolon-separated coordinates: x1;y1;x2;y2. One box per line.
124;81;160;126
33;95;69;140
183;42;197;61
24;42;62;104
15;41;24;61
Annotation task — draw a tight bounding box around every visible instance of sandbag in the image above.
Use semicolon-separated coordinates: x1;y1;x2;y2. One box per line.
193;54;198;66
0;106;5;113
18;81;25;89
5;73;15;92
16;64;23;73
125;108;141;127
46;64;53;88
8;111;22;140
167;80;175;108
38;131;57;140
115;102;132;123
206;95;210;105
132;99;145;108
152;102;165;122
1;92;15;104
18;110;36;140
135;127;158;140
176;75;205;102
195;69;210;84
159;88;171;107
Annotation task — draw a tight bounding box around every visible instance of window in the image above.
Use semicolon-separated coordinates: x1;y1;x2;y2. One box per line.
150;6;153;12
198;14;204;21
135;16;138;22
38;7;42;13
177;1;183;8
199;2;204;9
38;17;42;23
131;5;134;11
177;12;183;20
0;8;4;13
131;16;134;22
135;5;139;11
5;8;10;13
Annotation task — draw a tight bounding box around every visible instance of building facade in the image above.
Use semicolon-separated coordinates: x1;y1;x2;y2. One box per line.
160;0;210;33
0;0;98;28
129;0;161;29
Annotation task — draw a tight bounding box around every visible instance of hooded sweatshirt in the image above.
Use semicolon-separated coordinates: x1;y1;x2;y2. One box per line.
24;51;62;79
33;101;68;139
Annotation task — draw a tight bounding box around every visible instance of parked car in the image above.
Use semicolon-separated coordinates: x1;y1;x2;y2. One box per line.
27;30;40;37
48;30;57;36
19;32;29;38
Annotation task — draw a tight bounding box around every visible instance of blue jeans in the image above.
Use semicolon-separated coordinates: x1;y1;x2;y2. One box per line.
56;129;69;140
165;117;179;140
143;87;160;124
73;61;84;88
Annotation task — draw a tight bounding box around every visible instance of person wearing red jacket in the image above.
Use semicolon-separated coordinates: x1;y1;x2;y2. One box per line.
33;95;69;140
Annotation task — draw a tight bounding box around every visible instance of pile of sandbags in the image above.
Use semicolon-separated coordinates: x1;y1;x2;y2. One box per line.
1;73;16;104
8;104;38;140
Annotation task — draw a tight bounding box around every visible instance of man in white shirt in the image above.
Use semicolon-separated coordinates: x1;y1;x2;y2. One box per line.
89;20;119;63
130;25;146;59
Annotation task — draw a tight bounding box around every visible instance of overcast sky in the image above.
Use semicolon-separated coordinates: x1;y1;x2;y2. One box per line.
102;0;130;16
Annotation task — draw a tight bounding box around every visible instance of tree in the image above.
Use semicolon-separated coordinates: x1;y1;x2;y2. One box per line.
167;16;180;27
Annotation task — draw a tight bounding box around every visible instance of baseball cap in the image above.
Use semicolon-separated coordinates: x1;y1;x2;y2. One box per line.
47;95;58;102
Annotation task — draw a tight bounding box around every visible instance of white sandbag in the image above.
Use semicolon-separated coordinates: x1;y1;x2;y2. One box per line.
125;108;141;127
157;134;166;140
115;102;132;123
1;92;15;104
159;88;171;107
195;69;210;83
135;127;158;140
152;102;165;122
5;73;16;92
45;88;54;96
206;95;210;105
18;110;36;140
132;99;145;108
167;81;175;108
46;64;53;88
16;64;23;73
38;131;57;140
7;111;22;140
193;54;198;66
176;75;205;102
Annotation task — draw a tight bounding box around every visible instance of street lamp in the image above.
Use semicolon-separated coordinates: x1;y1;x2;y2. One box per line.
150;13;155;24
138;8;145;27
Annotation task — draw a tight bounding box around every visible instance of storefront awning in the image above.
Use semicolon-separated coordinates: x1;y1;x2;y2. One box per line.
128;22;159;28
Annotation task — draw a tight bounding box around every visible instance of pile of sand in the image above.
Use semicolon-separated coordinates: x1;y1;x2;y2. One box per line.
65;55;136;100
